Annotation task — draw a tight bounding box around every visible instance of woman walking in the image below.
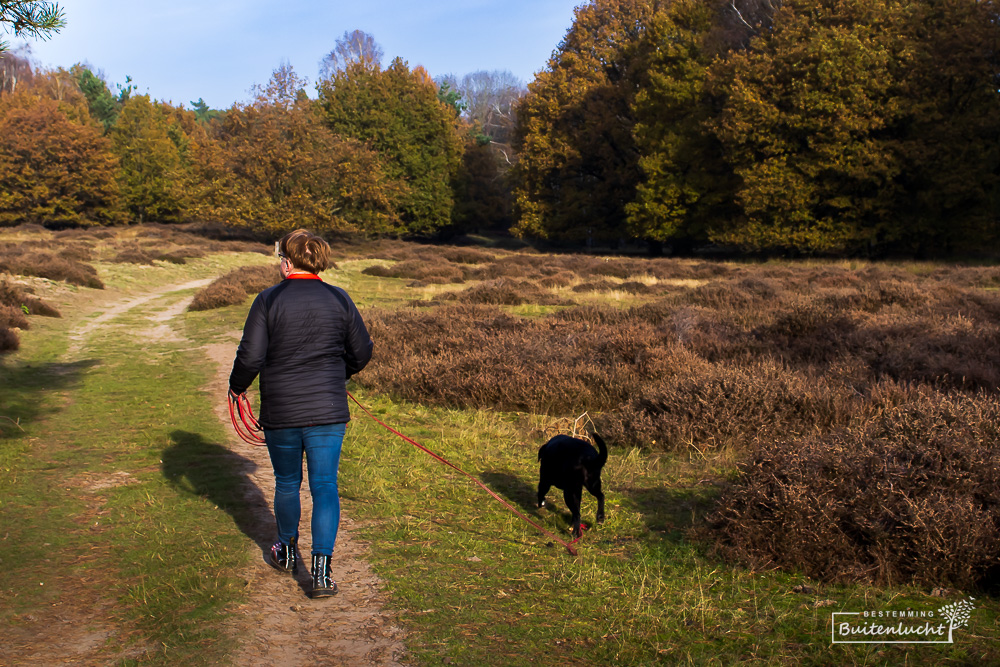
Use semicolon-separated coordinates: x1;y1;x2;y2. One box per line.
229;228;373;598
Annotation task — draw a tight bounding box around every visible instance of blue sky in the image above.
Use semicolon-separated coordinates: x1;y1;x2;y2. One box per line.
22;1;583;109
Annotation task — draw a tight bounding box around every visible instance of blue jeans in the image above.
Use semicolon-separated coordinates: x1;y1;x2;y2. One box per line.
264;423;346;556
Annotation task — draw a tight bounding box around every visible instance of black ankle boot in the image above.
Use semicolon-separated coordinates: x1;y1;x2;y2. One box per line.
311;554;337;598
270;536;298;573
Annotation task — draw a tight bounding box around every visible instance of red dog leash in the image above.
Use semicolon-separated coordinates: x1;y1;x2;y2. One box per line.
228;390;580;555
346;393;579;556
228;392;267;446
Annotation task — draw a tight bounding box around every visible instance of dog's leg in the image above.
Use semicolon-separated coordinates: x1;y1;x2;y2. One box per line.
587;478;606;525
537;480;551;509
563;487;583;538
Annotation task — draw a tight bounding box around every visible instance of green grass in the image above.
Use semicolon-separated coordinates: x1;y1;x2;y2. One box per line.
0;255;258;664
336;391;998;665
2;238;998;665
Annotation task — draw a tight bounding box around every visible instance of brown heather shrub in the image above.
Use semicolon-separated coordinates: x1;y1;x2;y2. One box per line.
0;281;60;317
0;303;29;329
572;279;656;294
538;272;576;288
444;278;574;306
0;249;103;288
442;247;495;264
155;246;206;264
362;260;466;283
682;277;780;314
189;265;280;311
710;392;1000;588
360;259;1000;455
578;257;636;279
0;325;18;352
361;305;669;413
53;228;98;240
13;223;46;233
110;245;157;265
466;253;550;281
59;244;95;262
595;359;870;449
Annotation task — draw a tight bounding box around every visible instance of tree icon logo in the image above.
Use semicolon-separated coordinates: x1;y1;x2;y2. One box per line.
938;597;975;644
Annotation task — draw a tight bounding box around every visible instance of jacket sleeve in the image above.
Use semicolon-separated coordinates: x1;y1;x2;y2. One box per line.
229;293;268;394
341;291;373;379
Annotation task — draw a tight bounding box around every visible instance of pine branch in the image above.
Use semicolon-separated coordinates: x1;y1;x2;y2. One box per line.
0;1;66;52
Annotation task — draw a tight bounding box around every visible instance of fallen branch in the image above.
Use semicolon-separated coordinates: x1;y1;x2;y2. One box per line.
0;416;24;431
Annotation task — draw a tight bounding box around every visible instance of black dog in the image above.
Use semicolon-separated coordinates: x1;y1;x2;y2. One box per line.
537;432;607;538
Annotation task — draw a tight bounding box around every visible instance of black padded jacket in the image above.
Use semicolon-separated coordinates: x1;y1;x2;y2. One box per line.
228;277;374;429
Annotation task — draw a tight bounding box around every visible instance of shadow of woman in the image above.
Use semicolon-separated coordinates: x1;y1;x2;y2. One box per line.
162;430;275;558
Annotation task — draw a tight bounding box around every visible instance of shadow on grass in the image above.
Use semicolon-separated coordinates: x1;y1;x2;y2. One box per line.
624;486;719;542
162;430;274;556
0;358;99;440
480;470;537;513
481;470;588;539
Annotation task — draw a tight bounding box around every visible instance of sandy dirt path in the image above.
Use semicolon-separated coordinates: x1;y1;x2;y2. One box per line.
202;341;407;666
7;277;407;666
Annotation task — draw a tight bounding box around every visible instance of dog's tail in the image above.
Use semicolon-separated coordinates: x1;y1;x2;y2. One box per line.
592;432;608;466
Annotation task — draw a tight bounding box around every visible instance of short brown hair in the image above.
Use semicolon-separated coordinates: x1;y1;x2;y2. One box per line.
278;229;331;274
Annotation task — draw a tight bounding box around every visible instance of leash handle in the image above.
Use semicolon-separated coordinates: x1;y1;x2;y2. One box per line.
347;392;579;556
228;392;267;446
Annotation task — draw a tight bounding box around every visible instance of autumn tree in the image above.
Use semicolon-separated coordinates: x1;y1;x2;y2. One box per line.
627;0;737;251
512;0;660;245
708;0;908;254
886;0;1000;255
440;70;525;147
0;1;64;52
209;63;401;237
0;89;120;226
110;95;193;222
318;55;464;236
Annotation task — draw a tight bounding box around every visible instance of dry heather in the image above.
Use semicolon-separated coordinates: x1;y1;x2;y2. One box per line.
189;265;280;311
361;265;1000;451
357;257;1000;586
0;279;60;353
0;224;272;292
710;391;1000;589
438;278;575;306
362;259;467;284
0;243;105;288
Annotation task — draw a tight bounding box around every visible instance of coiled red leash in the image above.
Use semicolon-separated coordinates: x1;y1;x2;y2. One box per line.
227;390;580;555
228;392;267;446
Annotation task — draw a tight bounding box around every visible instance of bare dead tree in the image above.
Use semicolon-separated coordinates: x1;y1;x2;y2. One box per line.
0;43;33;95
319;30;384;80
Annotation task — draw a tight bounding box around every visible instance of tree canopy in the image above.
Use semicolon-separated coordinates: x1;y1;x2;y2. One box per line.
1;7;999;256
318;55;465;237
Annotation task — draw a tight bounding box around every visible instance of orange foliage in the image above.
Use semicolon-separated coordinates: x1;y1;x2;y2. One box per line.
0;90;121;226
